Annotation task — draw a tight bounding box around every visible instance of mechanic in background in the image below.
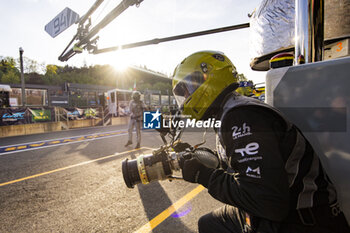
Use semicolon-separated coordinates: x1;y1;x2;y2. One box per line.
125;91;145;149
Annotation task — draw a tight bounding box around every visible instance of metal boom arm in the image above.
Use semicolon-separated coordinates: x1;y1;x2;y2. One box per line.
58;0;249;61
58;0;105;61
93;23;250;54
59;0;144;61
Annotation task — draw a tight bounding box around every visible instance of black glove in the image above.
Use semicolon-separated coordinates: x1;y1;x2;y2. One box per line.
178;151;193;169
173;141;192;152
181;158;214;188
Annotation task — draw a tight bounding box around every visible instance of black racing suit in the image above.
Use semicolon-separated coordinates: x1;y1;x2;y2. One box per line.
194;93;349;233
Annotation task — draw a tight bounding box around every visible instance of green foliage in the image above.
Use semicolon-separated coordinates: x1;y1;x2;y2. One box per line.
0;55;247;96
136;81;172;94
0;57;20;82
0;57;17;73
1;69;20;84
22;57;39;73
46;64;58;75
0;56;17;70
44;64;61;85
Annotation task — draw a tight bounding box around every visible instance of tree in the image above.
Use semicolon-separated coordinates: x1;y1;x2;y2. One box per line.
0;57;20;81
44;64;61;85
26;72;45;84
1;69;20;84
46;64;58;75
20;57;40;73
0;57;18;73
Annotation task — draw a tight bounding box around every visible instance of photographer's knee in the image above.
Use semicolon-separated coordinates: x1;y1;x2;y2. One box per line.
198;214;212;232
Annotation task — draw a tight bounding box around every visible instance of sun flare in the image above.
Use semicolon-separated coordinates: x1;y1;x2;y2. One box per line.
109;53;132;72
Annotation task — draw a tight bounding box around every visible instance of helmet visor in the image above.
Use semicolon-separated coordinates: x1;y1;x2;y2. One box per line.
173;71;205;107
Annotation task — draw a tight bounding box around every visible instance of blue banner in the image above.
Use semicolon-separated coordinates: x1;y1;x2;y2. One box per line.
0;108;30;126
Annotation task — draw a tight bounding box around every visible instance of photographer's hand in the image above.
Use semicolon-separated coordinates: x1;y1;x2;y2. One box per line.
173;141;192;152
181;158;214;188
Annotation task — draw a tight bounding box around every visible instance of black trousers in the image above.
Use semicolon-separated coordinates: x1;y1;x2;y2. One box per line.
198;205;350;233
198;205;245;233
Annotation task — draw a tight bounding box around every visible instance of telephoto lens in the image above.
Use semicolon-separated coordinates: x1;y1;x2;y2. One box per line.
122;146;220;188
122;149;173;188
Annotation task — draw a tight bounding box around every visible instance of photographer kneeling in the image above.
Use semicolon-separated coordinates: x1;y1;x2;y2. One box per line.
173;51;349;233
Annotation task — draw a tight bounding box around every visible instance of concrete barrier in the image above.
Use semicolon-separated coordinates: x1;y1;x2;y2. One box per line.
0;117;130;138
111;117;129;126
68;119;96;129
0;122;62;138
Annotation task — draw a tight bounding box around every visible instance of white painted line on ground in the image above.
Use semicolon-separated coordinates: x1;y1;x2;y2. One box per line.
0;147;151;187
0;128;129;148
0;133;128;156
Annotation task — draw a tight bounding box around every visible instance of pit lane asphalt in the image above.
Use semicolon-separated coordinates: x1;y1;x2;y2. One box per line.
0;125;222;233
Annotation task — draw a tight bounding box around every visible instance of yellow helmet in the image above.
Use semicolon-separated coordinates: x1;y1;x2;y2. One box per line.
172;51;238;120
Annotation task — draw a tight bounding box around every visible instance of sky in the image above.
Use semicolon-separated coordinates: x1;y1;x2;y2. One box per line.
0;0;266;84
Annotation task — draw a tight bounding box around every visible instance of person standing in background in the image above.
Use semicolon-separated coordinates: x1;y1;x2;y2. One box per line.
125;91;145;149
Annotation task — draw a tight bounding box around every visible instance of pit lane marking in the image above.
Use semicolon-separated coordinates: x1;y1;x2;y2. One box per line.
135;185;205;233
0;147;149;187
0;129;129;155
135;145;205;232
